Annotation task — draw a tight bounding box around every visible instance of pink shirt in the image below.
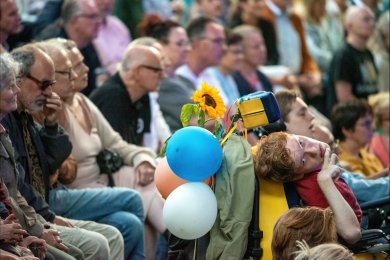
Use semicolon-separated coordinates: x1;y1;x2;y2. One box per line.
93;15;131;75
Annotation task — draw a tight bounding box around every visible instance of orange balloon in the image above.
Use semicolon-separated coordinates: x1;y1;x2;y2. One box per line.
155;157;188;199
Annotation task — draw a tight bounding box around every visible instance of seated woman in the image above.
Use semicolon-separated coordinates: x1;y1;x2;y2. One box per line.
272;207;338;260
254;131;361;244
368;92;389;168
0;51;51;260
230;25;273;96
331;99;388;178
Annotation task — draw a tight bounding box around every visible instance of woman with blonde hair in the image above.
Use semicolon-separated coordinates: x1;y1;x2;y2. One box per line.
368;11;389;92
368;92;390;167
294;240;354;260
272;207;338;260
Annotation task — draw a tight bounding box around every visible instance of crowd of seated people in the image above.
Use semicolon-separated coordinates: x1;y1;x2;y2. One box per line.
0;0;389;259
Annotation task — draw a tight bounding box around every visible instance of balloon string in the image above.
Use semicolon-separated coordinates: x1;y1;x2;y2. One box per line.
220;122;237;146
193;239;197;260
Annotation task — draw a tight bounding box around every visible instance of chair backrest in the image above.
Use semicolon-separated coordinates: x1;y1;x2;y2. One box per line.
256;178;389;260
258;178;289;260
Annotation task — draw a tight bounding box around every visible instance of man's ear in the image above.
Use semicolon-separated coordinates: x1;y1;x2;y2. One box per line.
131;66;141;82
284;119;292;132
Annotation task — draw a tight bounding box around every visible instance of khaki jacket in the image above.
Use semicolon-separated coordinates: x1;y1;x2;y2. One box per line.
206;135;255;259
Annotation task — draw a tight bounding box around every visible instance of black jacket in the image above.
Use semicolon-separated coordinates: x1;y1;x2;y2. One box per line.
90;73;151;145
1;111;72;222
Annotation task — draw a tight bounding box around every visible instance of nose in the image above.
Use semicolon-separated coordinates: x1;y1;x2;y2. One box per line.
185;43;192;53
222;42;228;53
305;143;318;156
84;63;90;73
13;84;21;94
71;69;78;80
308;110;315;121
43;85;53;96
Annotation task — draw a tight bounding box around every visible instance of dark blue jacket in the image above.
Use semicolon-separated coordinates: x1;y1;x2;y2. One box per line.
232;70;274;96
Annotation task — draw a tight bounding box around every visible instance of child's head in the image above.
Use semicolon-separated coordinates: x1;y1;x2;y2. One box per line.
272;207;337;260
254;132;329;182
294;240;354;260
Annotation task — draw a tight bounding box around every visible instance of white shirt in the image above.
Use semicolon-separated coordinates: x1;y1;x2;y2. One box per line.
266;0;302;74
175;64;201;90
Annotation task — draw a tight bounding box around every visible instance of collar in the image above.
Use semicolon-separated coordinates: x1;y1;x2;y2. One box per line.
175;64;199;88
266;0;283;16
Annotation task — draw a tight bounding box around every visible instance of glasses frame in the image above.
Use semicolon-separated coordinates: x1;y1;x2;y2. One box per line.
77;13;102;21
200;37;226;45
15;76;22;86
55;68;73;80
26;73;56;91
140;65;163;75
173;39;190;48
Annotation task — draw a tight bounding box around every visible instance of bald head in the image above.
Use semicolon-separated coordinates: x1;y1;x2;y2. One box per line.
344;5;376;45
119;45;164;100
120;45;161;72
37;42;67;62
344;6;375;38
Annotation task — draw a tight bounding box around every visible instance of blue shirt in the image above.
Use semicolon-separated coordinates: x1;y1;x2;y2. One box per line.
342;171;390;204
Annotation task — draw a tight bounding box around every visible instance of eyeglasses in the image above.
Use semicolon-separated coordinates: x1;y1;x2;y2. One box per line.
55;68;73;80
15;76;22;86
140;65;163;75
229;49;243;55
26;73;56;91
356;120;373;129
201;37;226;45
77;13;102;21
174;40;190;48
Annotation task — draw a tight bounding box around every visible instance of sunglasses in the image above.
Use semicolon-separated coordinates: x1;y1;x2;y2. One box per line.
26;73;57;91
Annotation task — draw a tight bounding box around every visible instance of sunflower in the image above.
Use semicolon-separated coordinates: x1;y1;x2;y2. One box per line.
191;82;226;120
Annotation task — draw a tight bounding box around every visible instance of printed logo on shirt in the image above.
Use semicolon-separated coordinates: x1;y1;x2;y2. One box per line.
136;118;144;134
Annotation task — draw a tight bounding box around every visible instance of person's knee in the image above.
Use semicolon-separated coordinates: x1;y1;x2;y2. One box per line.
103;212;144;256
118;188;145;221
109;212;143;239
82;230;110;259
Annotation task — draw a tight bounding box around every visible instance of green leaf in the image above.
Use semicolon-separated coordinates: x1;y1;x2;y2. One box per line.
198;110;206;128
181;104;197;127
213;121;222;137
158;136;171;157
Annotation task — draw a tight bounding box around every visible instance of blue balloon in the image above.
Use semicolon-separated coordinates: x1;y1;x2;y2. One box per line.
166;126;223;181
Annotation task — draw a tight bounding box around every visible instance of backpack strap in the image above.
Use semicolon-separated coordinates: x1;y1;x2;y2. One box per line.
283;182;302;208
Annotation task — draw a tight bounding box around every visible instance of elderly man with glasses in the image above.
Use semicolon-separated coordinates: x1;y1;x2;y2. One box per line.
1;43;120;260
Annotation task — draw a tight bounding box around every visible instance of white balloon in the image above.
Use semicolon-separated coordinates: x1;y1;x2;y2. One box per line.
163;182;218;240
